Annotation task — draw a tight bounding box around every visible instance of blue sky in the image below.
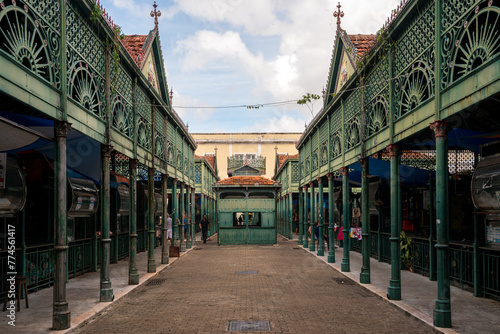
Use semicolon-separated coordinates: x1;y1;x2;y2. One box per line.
99;0;400;133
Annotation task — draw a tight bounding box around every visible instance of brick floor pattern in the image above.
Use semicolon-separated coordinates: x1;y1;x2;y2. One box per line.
74;239;433;334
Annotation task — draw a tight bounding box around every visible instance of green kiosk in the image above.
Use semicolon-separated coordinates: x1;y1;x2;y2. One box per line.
214;176;279;245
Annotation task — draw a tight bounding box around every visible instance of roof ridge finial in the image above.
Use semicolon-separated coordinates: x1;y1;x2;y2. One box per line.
150;1;161;29
333;2;344;28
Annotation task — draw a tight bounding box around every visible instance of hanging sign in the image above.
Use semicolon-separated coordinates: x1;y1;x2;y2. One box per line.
0;153;6;189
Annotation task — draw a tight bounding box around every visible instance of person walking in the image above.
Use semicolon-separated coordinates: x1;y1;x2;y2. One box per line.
199;214;210;243
166;214;172;241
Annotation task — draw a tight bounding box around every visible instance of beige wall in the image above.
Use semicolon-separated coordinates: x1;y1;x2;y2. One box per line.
192;133;302;180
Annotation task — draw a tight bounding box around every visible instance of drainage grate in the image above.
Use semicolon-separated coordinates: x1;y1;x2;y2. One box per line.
332;277;355;285
236;271;258;275
146;278;166;286
228;320;271;331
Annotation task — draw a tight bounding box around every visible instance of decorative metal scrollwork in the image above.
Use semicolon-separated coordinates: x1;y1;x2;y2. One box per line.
137;118;150;150
0;4;53;83
367;96;389;136
177;149;182;168
304;157;310;175
346;118;360;149
166;142;174;165
69;63;102;116
112;96;131;137
321;142;328;166
155;132;164;159
442;2;500;88
452;6;500;81
312;149;319;171
331;132;342;159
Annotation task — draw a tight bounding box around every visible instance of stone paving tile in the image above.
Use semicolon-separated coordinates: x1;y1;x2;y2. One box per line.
72;240;433;334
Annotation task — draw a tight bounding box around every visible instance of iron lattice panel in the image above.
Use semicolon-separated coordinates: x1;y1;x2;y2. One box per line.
312;130;319;152
319;120;328;148
442;0;477;32
166;121;175;145
114;64;133;103
365;57;389;104
441;1;500;89
291;162;299;183
344;87;361;122
448;150;475;174
393;0;435;78
66;2;106;94
155;110;164;134
195;163;201;183
136;87;151;123
114;154;130;178
330;107;342;133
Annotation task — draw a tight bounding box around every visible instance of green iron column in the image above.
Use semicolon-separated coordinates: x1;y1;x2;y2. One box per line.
201;193;205;225
360;158;371;284
192;188;197;246
161;174;169;264
180;183;186;252
100;145;114;302
187;185;192;249
309;181;315;251
317;177;325;256
53;121;71;329
298;187;304;245
303;184;309;248
172;179;178;247
147;168;156;273
431;121;451;328
341;167;350;272
473;209;482;297
289;193;293;240
129;159;139;282
387;143;401;300
327;173;335;263
377;201;383;262
429;173;436;281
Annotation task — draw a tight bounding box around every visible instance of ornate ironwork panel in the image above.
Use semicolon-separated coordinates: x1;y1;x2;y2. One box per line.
166;141;174;165
195;163;201;183
366;95;389;137
330;131;342;159
137;117;151;150
111;95;132;137
291;161;299;183
393;0;435;77
365;56;389;104
345;117;361;150
0;0;58;86
115;64;133;103
441;1;500;88
114;153;130;177
312;148;319;171
68;61;104;117
320;141;328;166
394;57;435;120
155;131;165;160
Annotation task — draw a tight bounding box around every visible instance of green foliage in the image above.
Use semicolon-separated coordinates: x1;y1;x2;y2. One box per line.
297;93;321;117
400;230;413;272
246;105;262;109
90;0;102;24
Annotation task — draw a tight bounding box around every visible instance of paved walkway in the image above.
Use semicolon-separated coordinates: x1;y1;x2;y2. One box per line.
294;235;500;334
1;234;499;333
72;238;432;334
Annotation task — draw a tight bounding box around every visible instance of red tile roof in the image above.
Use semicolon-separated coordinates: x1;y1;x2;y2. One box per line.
348;34;376;58
215;176;278;187
195;155;216;169
277;153;299;170
122;34;148;67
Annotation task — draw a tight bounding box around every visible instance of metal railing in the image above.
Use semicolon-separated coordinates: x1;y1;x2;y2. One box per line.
449;242;474;289
482;250;500;298
68;238;94;279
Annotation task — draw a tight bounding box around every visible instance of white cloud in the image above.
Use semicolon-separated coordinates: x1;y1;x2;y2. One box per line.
243;115;307;133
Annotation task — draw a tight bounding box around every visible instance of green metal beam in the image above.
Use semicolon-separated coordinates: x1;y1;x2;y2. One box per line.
360;158;370;284
341;167;350;272
387;144;401;300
